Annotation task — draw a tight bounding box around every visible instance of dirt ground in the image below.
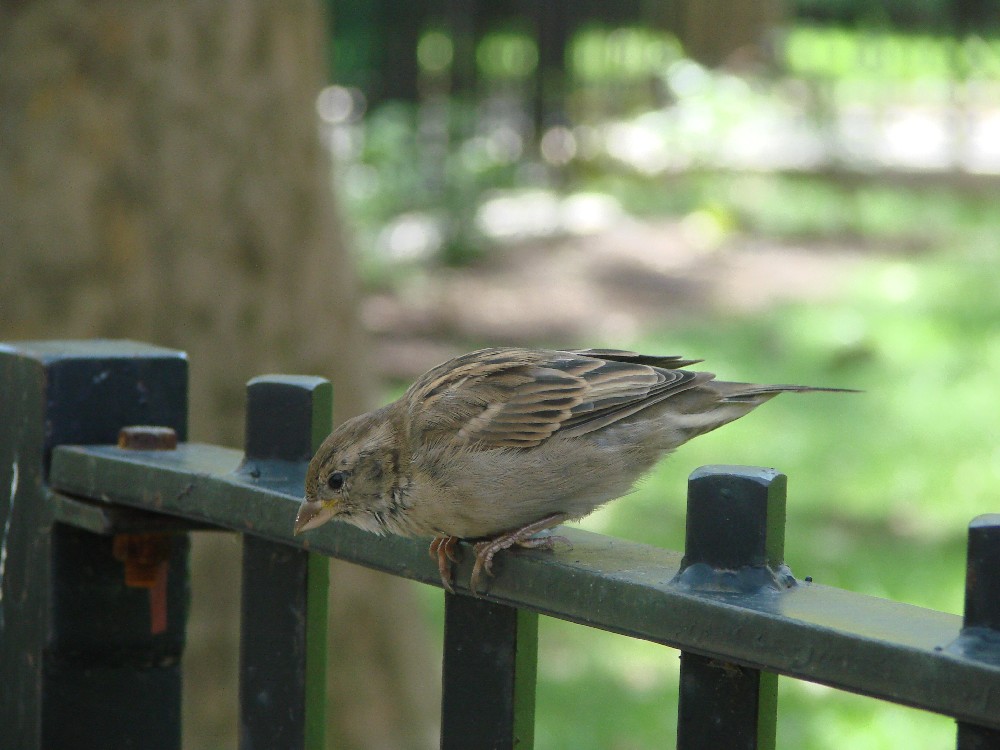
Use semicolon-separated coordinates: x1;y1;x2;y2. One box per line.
362;217;866;379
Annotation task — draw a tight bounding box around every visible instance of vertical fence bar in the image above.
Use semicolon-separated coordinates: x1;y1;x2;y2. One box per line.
956;514;1000;750
0;340;189;750
238;376;331;750
675;466;787;750
440;593;538;750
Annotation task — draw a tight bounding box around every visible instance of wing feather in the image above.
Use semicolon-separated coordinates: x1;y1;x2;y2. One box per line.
407;347;708;448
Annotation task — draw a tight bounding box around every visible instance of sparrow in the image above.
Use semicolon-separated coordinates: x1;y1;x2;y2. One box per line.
294;347;853;594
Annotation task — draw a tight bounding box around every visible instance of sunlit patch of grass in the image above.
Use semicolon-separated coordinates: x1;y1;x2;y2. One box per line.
581;171;1000;249
526;242;997;749
408;237;996;747
535;623;680;750
777;681;957;750
531;607;961;750
399;165;999;748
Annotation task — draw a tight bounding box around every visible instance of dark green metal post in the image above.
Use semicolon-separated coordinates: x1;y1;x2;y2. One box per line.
0;340;189;749
675;466;788;750
238;376;331;750
441;593;538;750
956;515;1000;750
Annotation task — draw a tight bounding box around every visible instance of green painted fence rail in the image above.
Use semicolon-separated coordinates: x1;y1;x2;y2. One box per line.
2;340;999;749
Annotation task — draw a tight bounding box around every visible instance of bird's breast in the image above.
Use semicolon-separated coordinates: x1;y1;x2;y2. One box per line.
403;436;664;539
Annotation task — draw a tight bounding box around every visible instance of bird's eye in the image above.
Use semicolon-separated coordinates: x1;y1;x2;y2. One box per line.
327;471;346;492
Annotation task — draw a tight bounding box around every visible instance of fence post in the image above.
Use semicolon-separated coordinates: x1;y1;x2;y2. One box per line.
440;593;538;750
675;465;788;750
0;340;189;749
956;514;1000;749
238;375;331;750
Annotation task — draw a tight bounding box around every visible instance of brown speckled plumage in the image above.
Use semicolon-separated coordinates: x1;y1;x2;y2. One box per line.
295;347;853;593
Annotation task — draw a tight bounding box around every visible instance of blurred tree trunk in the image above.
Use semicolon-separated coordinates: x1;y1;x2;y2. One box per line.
678;0;786;69
0;2;438;749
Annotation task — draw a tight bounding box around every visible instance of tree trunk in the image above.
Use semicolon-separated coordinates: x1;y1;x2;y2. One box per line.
0;2;438;748
678;0;786;69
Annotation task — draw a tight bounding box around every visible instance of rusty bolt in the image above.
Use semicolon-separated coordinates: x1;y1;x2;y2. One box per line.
112;533;172;588
118;425;178;450
112;533;173;634
113;426;178;634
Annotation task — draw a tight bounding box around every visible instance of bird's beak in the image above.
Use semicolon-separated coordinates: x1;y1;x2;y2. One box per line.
294;499;338;534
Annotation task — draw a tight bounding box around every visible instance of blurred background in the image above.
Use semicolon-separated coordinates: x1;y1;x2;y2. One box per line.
2;0;999;748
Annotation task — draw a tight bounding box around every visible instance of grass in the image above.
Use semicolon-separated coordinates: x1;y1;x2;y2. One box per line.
399;186;1000;747
528;244;999;749
340;23;1000;742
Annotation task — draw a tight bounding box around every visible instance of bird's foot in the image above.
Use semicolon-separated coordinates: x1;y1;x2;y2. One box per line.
470;513;570;595
429;535;462;593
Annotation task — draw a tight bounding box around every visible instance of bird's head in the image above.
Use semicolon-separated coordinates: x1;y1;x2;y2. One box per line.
295;406;404;536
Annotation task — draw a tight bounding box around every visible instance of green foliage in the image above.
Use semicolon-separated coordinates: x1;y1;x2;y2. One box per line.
417;31;455;75
584;171;1000;251
785;25;1000;82
527;235;1000;749
570;26;683;83
353;22;999;746
340;22;1000;286
405;178;999;748
794;0;994;31
477;30;539;80
336;101;525;280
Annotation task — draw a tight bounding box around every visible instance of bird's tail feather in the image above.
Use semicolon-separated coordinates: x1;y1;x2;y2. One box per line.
713;382;860;403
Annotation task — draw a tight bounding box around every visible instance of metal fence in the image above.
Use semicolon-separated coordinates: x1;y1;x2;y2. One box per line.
1;339;998;749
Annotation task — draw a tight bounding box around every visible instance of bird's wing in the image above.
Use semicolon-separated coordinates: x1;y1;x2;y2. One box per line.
569;348;703;369
407;348;711;448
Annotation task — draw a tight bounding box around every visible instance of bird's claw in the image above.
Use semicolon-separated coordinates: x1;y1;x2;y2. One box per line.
432;514;570;595
469;514;570;595
470;543;497;596
429;535;462;593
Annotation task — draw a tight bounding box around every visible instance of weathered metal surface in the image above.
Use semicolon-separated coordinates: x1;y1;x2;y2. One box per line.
956;515;1000;748
242;374;330;463
50;490;218;534
238;375;331;750
963;514;1000;632
0;340;189;750
676;467;785;750
680;466;787;572
49;443;1000;730
441;594;537;750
